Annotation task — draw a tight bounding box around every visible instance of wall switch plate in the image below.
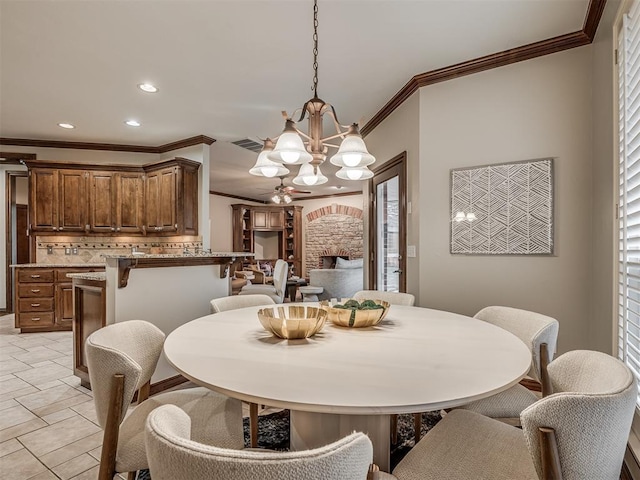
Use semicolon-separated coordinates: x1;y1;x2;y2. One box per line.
407;202;412;214
72;247;78;255
47;245;53;254
407;245;416;258
65;247;71;255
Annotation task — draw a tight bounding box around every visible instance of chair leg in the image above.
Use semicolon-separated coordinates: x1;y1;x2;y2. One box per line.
414;412;422;445
127;472;137;480
98;374;125;480
249;402;259;448
390;414;398;445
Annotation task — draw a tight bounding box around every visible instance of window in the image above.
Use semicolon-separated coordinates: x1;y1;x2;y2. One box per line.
618;0;640;407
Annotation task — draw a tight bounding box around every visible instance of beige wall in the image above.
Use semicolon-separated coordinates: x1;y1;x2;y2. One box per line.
364;93;421;303
208;194;263;252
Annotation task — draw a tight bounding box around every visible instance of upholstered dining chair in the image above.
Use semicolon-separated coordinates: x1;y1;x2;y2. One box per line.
372;350;637;480
353;290;415;307
455;306;559;428
209;293;276;447
146;404;374;480
352;290;416;445
85;320;243;480
239;259;288;303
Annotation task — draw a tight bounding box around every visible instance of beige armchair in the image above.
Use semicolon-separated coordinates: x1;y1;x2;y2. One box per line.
242;264;273;284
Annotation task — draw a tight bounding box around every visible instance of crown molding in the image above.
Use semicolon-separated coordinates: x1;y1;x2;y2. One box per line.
361;0;607;137
0;134;216;154
209;190;269;204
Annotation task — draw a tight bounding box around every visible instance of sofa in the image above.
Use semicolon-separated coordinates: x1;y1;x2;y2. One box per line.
308;258;364;301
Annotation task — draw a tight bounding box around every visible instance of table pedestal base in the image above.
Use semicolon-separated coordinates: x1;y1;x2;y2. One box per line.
290;411;391;472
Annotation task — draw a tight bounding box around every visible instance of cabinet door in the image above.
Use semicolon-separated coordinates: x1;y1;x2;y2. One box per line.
55;283;74;327
116;173;144;233
58;170;88;232
268;211;284;229
145;170;161;230
158;168;177;231
29;169;58;231
89;171;116;233
253;210;268;229
180;166;198;235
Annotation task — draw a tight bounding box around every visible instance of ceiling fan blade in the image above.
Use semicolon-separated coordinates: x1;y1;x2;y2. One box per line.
283;186;311;194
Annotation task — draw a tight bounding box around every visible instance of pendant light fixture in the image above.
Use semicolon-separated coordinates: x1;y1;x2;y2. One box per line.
249;0;375;185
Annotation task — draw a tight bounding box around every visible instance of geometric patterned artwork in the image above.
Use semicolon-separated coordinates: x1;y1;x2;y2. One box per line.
450;158;553;255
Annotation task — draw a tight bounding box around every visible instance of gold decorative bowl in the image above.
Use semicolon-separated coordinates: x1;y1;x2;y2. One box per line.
257;305;327;339
321;299;390;328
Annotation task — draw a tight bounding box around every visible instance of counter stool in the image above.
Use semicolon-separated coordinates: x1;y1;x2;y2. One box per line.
299;286;323;302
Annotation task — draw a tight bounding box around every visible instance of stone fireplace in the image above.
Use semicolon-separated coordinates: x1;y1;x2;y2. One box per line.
318;248;352;269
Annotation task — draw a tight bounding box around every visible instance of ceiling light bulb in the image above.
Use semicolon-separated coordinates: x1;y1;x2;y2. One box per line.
346;169;364;180
281;151;301;164
342;153;362;168
261;166;279;178
303;173;318;185
284;195;293;204
138;83;158;93
58;123;75;129
454;211;466;222
271;195;281;204
125;120;141;127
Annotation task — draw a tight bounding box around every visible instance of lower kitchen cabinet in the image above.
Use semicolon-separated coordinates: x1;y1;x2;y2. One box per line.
13;266;104;332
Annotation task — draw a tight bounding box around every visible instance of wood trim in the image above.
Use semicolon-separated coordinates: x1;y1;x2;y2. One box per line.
108;254;253;287
5;170;30;314
361;0;607;137
209;190;268;204
157;135;215;152
300;190;363;201
23;156;201;173
0;135;215;154
1;152;36;162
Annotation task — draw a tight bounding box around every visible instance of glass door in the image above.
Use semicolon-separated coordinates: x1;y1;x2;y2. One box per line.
370;153;407;292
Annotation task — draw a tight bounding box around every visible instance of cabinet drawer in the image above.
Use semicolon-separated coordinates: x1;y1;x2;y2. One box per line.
19;298;54;312
18;284;54;298
18;312;55;328
18;270;54;283
55;268;103;282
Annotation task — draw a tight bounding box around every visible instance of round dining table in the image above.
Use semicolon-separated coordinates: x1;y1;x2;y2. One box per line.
164;304;531;472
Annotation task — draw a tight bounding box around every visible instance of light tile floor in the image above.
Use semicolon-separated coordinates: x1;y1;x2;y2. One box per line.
0;314;271;480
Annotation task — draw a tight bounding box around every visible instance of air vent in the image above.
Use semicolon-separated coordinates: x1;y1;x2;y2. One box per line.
232;138;263;153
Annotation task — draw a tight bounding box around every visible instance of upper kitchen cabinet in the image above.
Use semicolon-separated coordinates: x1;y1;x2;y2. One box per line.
25;158;200;236
253;209;284;230
145;158;199;236
89;171;144;234
29;167;87;232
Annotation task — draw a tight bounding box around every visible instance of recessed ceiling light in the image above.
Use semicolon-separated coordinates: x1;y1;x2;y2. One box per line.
125;120;141;127
138;83;158;93
58;123;75;129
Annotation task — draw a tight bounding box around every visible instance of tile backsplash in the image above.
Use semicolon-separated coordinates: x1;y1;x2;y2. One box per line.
35;235;203;264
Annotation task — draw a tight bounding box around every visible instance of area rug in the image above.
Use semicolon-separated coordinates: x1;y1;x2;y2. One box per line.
137;410;441;479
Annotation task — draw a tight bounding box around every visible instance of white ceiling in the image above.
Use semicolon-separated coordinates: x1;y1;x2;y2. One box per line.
0;0;589;200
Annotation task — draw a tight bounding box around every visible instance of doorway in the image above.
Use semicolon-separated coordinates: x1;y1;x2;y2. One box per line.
5;170;30;313
369;152;407;292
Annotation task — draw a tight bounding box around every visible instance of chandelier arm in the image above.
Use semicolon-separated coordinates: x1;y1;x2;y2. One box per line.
322;142;341;149
320;131;349;143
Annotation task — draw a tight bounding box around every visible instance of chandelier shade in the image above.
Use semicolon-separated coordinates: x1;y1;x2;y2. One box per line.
335;166;374;181
293;163;328;186
251;0;375;185
249;139;290;178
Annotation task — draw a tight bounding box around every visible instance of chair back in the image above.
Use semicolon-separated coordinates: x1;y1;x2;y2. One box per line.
146;404;373;480
85;320;165;428
353;290;415;306
211;294;276;313
521;350;637;480
272;259;289;300
474;306;558;381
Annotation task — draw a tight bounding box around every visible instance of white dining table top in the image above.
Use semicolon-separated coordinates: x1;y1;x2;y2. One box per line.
164;304;532;415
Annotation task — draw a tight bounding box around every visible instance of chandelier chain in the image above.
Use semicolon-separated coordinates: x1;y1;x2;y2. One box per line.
312;0;319;97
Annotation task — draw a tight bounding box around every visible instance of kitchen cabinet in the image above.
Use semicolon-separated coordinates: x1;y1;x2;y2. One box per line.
232;204;302;276
25;158;198;236
89;171;144;234
145;158;199;235
13;266;105;332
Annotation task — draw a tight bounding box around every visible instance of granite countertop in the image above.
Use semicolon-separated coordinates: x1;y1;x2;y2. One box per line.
10;263;105;268
101;252;254;259
67;272;106;281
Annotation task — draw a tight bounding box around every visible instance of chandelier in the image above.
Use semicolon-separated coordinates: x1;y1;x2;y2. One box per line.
249;0;375;186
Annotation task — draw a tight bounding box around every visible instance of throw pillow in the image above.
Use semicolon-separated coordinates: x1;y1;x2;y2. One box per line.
335;257;363;269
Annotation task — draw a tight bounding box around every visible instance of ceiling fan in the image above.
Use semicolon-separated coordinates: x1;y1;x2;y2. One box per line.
270;176;311;204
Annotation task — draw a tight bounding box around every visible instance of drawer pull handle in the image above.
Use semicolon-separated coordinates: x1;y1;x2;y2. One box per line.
31;289;40;293
31;317;41;321
30;275;41;278
30;303;40;307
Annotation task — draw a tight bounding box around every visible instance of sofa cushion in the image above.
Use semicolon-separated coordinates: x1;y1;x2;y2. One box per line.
335;257;363;269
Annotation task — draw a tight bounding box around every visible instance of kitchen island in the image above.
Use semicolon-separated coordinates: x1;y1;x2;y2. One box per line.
71;252;253;391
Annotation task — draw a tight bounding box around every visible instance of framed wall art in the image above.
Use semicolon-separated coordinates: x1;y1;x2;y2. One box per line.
450;158;554;255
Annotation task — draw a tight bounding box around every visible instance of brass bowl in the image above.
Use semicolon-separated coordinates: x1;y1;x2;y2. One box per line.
257;305;327;339
321;299;390;328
